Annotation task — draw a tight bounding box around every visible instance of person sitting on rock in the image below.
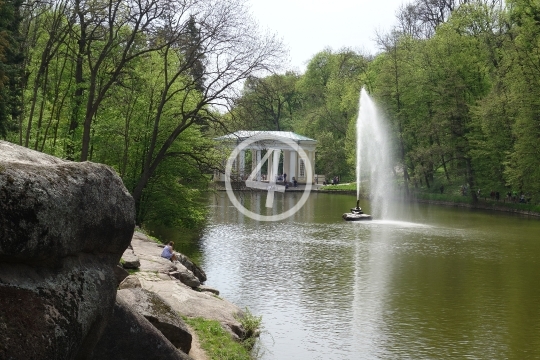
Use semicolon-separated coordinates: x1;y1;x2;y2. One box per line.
161;241;178;262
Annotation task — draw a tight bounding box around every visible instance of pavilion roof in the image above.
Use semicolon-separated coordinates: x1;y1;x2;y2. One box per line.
215;131;316;143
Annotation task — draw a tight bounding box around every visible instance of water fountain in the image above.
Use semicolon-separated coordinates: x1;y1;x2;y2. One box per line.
343;87;394;221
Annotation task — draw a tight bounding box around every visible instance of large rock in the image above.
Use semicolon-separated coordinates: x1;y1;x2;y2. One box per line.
127;232;246;340
129;232;200;288
137;273;245;340
170;261;201;288
121;247;140;269
89;294;192;360
0;141;135;359
176;253;207;283
114;264;130;285
118;287;193;354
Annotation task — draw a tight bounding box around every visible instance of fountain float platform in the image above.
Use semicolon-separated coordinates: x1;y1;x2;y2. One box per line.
343;201;372;221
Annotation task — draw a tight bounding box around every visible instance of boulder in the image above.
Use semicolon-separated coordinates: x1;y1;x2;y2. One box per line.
0;141;135;359
89;294;192;360
138;276;244;340
170;261;201;288
176;253;207;283
119;274;142;289
198;285;220;295
126;232;245;340
114;264;129;285
0;141;135;264
121;247;140;269
118;288;192;354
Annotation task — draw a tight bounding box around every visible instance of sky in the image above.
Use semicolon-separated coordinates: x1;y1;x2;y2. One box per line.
247;0;407;73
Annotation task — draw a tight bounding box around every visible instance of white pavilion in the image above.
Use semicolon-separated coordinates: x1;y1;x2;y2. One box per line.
214;131;317;185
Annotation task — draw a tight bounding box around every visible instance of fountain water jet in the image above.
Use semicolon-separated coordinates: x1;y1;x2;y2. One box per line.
344;87;395;221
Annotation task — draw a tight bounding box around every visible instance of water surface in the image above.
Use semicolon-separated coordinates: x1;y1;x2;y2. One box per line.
197;192;540;359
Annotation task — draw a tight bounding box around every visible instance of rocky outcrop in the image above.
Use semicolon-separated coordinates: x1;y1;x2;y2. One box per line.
176;252;207;283
89;294;192;360
0;141;135;359
170;263;201;288
121;247;140;269
114;264;129;285
122;233;201;288
117;287;193;354
123;232;246;341
0;141;253;360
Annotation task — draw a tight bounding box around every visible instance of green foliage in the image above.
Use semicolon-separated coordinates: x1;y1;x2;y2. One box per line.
367;0;540;205
320;182;357;192
234;72;301;131
0;0;23;137
183;317;254;360
7;0;540;226
235;307;263;350
5;0;284;229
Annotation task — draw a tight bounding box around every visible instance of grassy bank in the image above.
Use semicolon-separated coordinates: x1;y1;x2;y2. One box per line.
319;182;540;216
183;311;263;360
137;229;264;359
319;183;357;193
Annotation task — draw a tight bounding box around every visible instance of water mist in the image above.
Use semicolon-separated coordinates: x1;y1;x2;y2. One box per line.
356;88;395;219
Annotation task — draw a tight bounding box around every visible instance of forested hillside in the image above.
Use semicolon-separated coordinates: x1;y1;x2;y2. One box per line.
232;0;540;205
1;0;539;231
0;0;285;227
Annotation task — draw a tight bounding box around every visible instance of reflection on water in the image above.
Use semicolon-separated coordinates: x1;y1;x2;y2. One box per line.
199;192;540;359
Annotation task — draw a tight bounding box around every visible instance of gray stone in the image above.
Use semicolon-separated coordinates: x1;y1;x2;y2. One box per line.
0;141;135;359
118;288;192;354
90;294;192;360
169;270;201;288
128;232;246;340
176;253;207;283
137;277;244;340
198;285;220;295
0;141;135;265
119;274;142;289
114;264;129;285
121;248;140;269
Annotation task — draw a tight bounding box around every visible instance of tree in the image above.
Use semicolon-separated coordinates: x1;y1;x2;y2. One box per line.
124;0;285;219
233;72;301;131
0;0;23;138
501;0;540;200
296;49;369;180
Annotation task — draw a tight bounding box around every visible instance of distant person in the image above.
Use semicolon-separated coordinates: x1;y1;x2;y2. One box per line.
293;177;297;187
283;173;287;184
161;241;178;262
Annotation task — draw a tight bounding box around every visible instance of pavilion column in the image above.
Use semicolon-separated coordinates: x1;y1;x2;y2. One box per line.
250;149;257;180
307;150;315;184
272;150;280;182
289;151;297;183
267;150;273;182
283;150;290;182
257;150;262;180
239;150;245;180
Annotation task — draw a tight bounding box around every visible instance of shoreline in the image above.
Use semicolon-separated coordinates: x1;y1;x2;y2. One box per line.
211;185;540;218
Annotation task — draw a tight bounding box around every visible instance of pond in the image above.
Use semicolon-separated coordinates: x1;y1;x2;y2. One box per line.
158;191;540;359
